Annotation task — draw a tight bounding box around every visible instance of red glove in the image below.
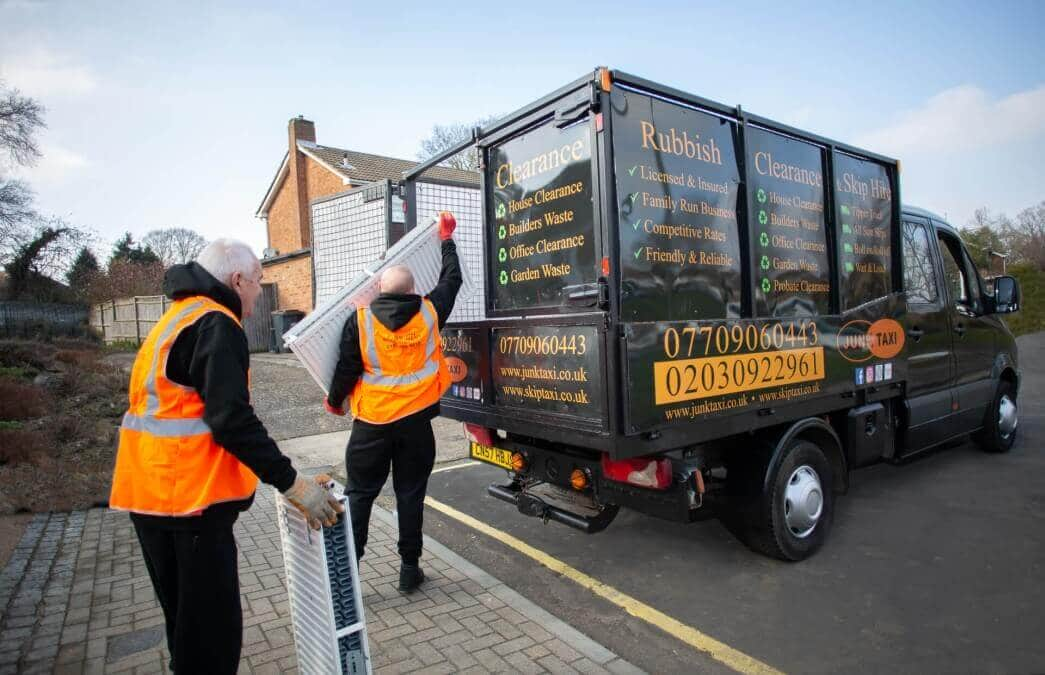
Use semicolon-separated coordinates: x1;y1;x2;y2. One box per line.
438;211;456;240
324;397;345;416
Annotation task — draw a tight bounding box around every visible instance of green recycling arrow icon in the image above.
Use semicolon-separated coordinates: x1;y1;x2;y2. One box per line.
498;224;507;239
761;278;772;293
760;255;770;270
498;248;507;262
499;270;509;285
496;203;506;219
758;210;768;225
757;188;767;204
759;232;769;247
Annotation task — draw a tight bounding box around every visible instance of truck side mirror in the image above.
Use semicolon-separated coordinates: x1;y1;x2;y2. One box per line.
993;275;1020;314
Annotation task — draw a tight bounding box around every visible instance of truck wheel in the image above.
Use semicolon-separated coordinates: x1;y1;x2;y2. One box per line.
746;439;834;561
975;381;1018;453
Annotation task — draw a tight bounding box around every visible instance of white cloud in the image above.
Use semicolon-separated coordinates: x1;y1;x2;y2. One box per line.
0;47;97;97
16;142;89;184
856;84;1045;156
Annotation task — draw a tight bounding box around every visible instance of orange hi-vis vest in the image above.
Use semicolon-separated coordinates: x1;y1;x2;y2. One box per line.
349;298;452;425
109;296;258;516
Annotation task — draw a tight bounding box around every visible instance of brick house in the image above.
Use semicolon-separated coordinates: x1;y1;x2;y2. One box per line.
255;117;476;312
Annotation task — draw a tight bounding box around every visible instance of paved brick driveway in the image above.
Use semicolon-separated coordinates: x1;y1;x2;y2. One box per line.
0;487;641;674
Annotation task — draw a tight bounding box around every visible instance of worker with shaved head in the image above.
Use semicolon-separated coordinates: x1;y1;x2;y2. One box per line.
325;212;462;593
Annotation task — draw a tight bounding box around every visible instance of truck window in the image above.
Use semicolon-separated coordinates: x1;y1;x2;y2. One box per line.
937;231;982;312
833;152;894;310
746;126;830;317
486;118;596;313
901;221;939;305
611;89;743;321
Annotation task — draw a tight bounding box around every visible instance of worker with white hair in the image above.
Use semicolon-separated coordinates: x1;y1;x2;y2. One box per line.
326;212;462;593
110;237;341;674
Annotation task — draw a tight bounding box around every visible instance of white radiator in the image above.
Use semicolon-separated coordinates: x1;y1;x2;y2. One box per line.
282;217;477;394
276;483;372;675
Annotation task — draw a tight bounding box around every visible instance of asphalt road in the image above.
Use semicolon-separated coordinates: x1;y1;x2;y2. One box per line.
417;332;1045;674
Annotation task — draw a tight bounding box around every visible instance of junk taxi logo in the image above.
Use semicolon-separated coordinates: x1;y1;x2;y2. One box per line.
837;318;904;363
444;356;469;383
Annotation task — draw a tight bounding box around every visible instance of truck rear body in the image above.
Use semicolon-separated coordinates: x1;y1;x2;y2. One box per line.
414;69;1019;549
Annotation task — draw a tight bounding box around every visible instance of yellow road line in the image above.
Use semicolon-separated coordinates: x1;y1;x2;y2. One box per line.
425;496;783;675
430;460;480;474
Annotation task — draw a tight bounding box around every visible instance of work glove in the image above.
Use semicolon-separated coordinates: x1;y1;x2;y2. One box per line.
324;397;346;416
283;474;343;530
438;211;456;241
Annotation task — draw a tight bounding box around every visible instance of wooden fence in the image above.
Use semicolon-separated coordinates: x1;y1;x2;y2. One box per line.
91;296;170;344
91;284;277;352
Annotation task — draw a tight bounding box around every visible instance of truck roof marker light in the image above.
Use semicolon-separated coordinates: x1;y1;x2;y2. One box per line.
598;67;612;92
601;256;610;277
601;454;672;490
595;113;604;132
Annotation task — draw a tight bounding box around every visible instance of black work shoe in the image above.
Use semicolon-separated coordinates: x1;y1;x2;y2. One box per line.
398;563;425;593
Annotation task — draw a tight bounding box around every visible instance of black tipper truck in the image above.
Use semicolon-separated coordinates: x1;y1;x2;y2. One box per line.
417;68;1022;560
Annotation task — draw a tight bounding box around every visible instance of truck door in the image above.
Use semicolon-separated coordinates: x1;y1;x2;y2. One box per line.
935;225;996;432
901;217;954;450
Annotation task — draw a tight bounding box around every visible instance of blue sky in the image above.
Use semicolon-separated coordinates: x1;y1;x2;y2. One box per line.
2;0;1043;254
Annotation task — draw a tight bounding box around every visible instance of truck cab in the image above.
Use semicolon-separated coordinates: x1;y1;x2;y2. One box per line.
899;207;1019;455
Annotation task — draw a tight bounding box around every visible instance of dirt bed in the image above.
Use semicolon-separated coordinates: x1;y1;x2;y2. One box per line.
0;340;126;514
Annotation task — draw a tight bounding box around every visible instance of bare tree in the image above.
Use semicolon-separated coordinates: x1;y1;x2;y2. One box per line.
0;179;34;237
142;227;208;266
0;81;45;264
1009;201;1045;270
0;81;45;167
417;116;498;172
87;259;165;304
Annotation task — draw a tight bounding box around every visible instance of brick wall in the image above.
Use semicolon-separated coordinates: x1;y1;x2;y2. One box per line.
266;156;348;255
262;256;313;312
260;117;354;313
305;158;349;204
266;179;300;255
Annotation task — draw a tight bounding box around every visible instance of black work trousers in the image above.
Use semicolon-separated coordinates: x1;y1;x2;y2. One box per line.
132;519;242;674
345;414;436;564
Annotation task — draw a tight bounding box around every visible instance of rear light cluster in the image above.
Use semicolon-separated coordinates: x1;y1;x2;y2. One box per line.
463;423;494;446
600;454;673;490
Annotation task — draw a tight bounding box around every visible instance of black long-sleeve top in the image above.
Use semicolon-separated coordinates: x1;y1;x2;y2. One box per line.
131;262;297;528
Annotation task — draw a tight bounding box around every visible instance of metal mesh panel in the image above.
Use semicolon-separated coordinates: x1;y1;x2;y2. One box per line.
312;189;387;305
284;219;476;393
414;180;485;322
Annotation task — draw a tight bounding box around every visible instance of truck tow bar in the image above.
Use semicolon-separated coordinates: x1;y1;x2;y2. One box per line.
487;482;620;534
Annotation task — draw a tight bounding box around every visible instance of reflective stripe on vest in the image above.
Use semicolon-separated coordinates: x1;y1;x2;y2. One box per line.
143;300;204;417
349;298;451;425
120;411;211;437
360;301;440;387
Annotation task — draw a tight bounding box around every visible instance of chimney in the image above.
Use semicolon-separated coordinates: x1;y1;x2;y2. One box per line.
288;116;316;249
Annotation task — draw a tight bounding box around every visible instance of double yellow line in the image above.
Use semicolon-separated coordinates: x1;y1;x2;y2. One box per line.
424;490;782;675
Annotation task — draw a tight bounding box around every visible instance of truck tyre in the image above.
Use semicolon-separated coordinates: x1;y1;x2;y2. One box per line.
975;380;1018;453
746;439;834;561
